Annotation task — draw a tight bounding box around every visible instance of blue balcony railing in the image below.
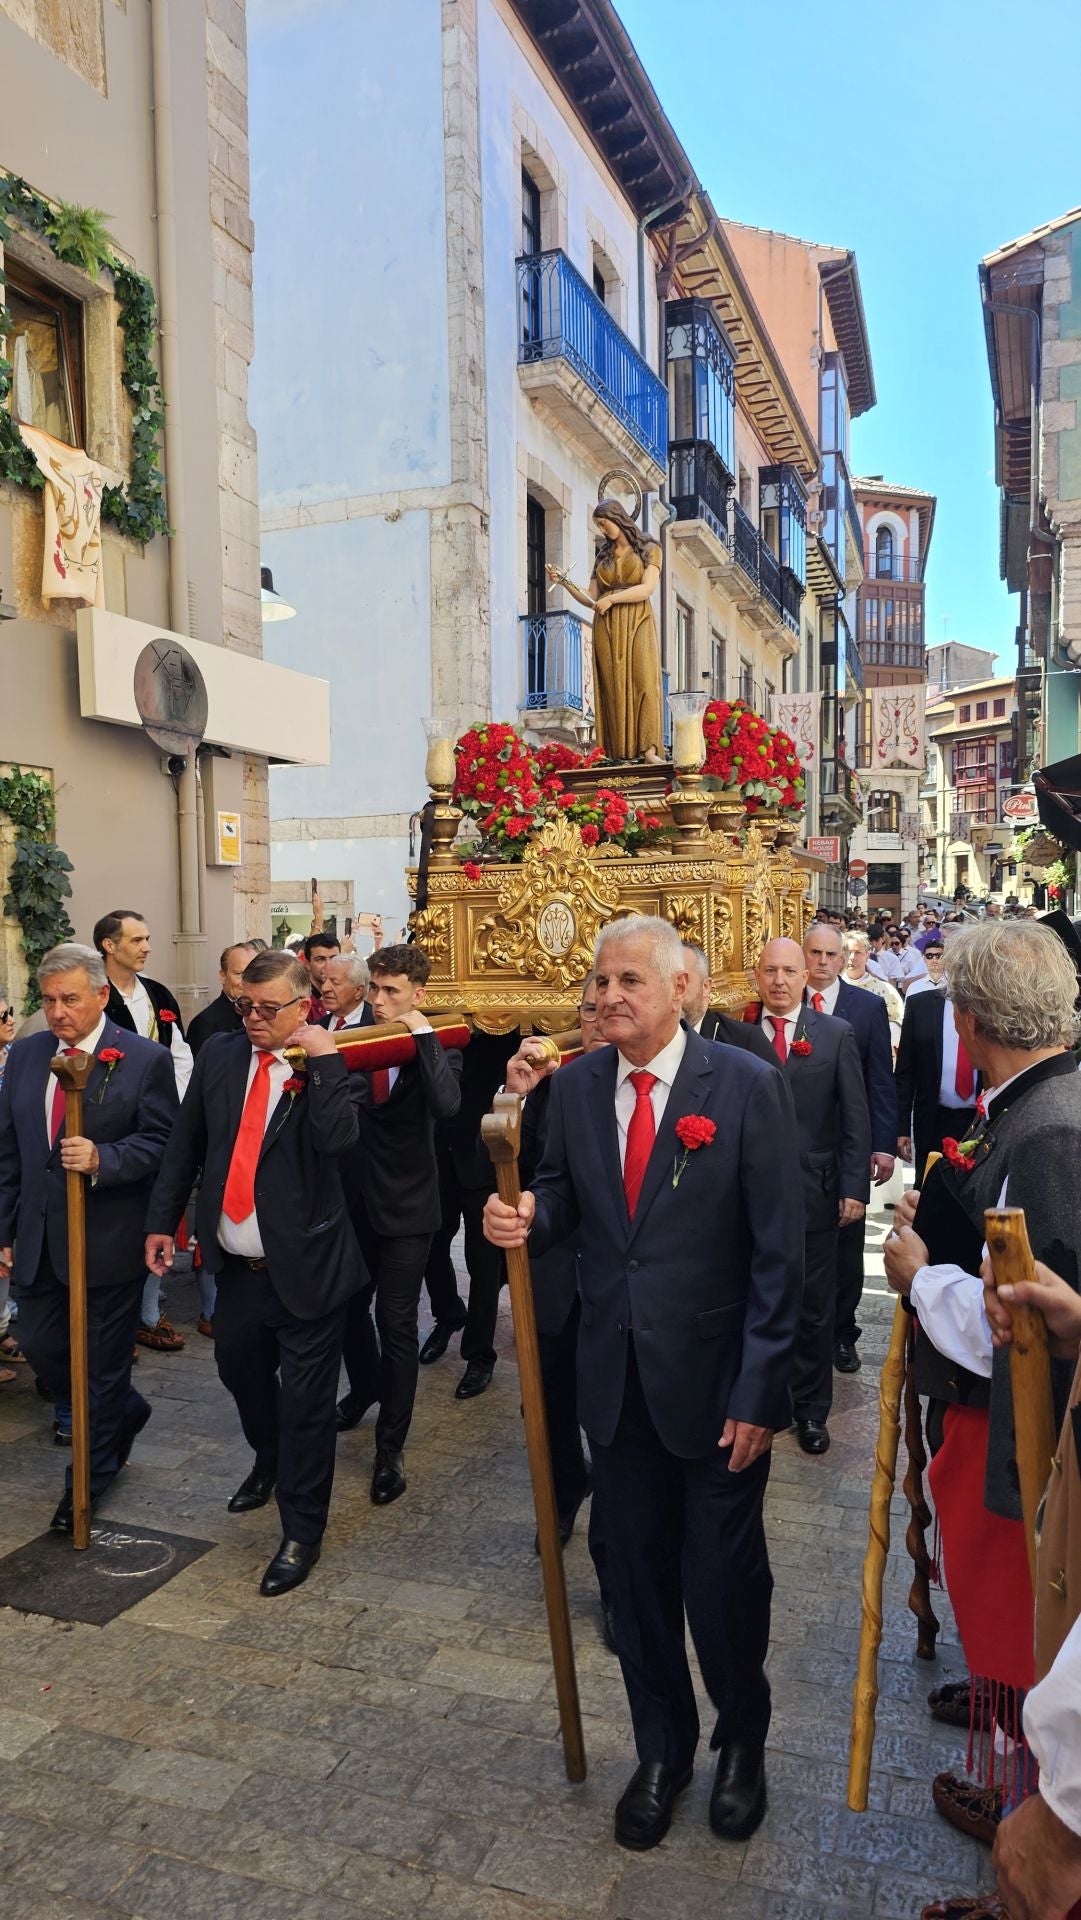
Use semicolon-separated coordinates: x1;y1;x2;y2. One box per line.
517;250;668;470
732;499;759;585
519;610;584;713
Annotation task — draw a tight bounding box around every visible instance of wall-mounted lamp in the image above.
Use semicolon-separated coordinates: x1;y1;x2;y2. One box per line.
260;565;296;622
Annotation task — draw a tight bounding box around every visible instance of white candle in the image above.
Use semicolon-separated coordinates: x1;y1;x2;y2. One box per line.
673;716;703;770
426;736;457;788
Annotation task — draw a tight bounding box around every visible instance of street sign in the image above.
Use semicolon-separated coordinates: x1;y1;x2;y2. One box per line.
848;879;868;898
1002;789;1039;823
848;858;868;877
806;836;841;863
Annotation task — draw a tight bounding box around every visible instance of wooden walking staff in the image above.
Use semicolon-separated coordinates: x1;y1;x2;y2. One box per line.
49;1050;95;1550
847;1149;942;1811
482;1092;587;1784
983;1206;1057;1592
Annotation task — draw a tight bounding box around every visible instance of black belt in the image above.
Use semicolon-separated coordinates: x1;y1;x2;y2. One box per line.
221;1251;268;1271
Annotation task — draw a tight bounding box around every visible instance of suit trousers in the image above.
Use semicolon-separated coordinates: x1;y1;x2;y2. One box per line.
536;1295;589;1515
422;1152;468;1330
589;1340;773;1771
425;1172;505;1365
792;1226;839;1423
833;1215;867;1348
346;1220;432;1454
16;1251;148;1500
213;1257;345;1545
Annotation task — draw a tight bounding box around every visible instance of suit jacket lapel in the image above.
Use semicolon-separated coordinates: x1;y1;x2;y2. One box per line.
587;1047;626;1232
628;1033;713;1244
784;1005;816;1075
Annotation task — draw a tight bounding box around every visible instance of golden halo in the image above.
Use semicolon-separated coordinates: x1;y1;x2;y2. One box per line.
596;469;643;520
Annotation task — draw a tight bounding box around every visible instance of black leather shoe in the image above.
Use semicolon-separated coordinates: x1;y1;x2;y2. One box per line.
335;1392;374;1432
709;1739;767;1839
797;1419;830;1455
834;1343;861;1374
116;1401;152;1470
228;1465;277;1513
52;1420;72;1447
534;1474;593;1553
371;1449;406;1505
259;1537;320;1597
455;1359;494;1400
50;1491;78;1533
419;1321;463;1365
601;1601;619;1656
614;1759;693;1851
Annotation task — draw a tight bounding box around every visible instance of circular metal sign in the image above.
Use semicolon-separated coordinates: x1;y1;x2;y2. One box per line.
133;639;208;755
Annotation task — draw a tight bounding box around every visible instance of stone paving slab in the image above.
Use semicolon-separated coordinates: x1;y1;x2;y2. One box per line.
0;1204;997;1918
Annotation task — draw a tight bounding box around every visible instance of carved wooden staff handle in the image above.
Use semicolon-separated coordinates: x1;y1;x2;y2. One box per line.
49;1050;95;1551
984;1207;1057;1593
481;1092;586;1784
847;1294;908;1810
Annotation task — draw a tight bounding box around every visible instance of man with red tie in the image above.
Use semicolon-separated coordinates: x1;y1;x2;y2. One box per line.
485;917;803;1854
145;951;365;1596
0;943;177;1533
894;974;980;1176
336;944;461;1506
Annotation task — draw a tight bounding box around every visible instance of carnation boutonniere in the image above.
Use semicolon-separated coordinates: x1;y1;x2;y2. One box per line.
673;1114;716;1188
282;1075;306;1105
95;1047;125;1103
790;1038;812;1057
942;1135;976;1171
157;1009;177;1025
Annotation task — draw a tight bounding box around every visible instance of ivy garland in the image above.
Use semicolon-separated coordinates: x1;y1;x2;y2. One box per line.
0;768;75;1013
0;172;168;545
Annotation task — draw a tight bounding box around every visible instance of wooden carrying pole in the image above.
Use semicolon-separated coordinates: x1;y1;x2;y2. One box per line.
482;1092;586;1784
983;1207;1057;1592
49;1051;95;1550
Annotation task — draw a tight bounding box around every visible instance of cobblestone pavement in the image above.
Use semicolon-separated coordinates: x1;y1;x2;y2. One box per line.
0;1200;996;1920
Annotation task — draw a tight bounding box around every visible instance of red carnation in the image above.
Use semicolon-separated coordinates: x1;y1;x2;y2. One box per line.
157;1008;177;1024
282;1076;306;1096
942;1137;975;1171
462;861;482;882
675;1115;716;1151
580;823;600;846
790;1038;812;1057
98;1047;125;1063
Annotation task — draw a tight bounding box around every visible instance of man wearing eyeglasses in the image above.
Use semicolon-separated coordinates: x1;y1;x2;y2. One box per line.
145;950;365;1596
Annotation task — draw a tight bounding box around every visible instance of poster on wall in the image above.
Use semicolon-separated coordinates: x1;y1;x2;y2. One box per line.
768;689;817;769
871;685;925;769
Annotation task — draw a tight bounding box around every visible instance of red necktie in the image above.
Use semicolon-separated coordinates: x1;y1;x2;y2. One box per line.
768;1017;789;1062
955;1036;975;1102
334;1016;347;1031
371;1068;391;1105
812;992;825;1013
222;1051;275;1222
623;1070;658;1218
49;1048;80;1145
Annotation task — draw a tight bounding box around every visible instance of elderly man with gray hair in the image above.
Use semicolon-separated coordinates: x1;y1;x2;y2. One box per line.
485;913;803;1854
0;942;178;1533
883;919;1081;1871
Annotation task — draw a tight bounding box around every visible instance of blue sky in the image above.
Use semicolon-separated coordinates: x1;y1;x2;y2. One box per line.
615;0;1081;668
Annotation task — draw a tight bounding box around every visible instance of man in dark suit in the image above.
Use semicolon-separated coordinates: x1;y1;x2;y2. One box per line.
319;952;375;1039
751;938;870;1456
145;950;364;1596
419;1029;519;1396
0;942;178;1531
335;944;461;1506
803;924;897;1373
188;943;257;1055
486;916;803;1853
894;981;979;1177
679;943;780;1066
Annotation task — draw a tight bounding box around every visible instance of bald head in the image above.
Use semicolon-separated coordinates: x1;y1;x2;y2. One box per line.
803;923;844;994
755;937;808;1016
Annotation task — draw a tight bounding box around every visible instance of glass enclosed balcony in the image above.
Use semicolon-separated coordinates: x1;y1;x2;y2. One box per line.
517;251;667;472
668;438;730;548
518;610;584;714
665;299;736;479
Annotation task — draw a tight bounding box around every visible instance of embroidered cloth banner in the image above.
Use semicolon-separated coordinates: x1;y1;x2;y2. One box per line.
768;689;817;770
18;423;107;609
870;684;925;769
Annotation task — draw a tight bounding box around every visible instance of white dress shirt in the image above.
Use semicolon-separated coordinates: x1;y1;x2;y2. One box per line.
47;1013;107;1141
1025;1612;1081;1839
867;947;904;983
808;979;841;1016
905;971;940;999
614;1025;687;1170
217;1047;294;1258
119;976;194;1097
898;945;928;986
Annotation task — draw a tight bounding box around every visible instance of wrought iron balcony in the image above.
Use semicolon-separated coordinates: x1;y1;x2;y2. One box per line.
864;551;922;582
822;758;861;815
860;640;926;672
668;439;730;547
519;610;584;714
758;540;782;618
781;571;802;634
517;250;667;472
732;499;759;587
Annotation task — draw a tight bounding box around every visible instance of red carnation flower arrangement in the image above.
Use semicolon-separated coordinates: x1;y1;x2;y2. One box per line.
95;1047;125;1103
672;1113;716;1188
790;1038;813;1057
701;699;806;815
453;727;670;863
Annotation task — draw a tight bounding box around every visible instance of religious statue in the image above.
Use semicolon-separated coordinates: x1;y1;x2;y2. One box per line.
547;499;662;762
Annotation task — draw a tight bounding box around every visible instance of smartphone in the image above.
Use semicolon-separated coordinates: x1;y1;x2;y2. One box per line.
344;917;353;936
311;876;318;899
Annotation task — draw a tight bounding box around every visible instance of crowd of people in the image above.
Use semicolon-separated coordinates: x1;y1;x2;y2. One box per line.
0;895;1079;1910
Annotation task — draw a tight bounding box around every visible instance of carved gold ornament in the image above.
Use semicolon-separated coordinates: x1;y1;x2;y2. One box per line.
473;814;620;989
713;898;734;967
410;904;450;966
664;894;704;944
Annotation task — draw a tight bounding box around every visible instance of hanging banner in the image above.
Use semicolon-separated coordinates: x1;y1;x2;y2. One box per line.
871;684;925;770
768;690;817;770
